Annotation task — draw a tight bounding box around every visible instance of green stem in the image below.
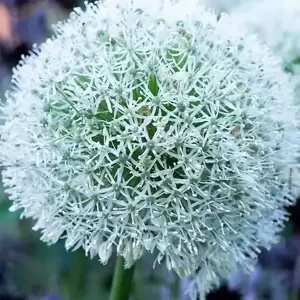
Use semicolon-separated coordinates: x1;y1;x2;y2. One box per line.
109;256;135;300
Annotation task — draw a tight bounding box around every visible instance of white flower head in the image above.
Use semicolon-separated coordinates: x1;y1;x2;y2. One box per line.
231;0;300;134
199;0;255;13
0;0;299;297
232;0;300;70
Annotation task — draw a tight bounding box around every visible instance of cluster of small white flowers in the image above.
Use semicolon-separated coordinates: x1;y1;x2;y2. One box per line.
232;0;300;98
0;0;299;298
232;0;300;62
199;0;255;13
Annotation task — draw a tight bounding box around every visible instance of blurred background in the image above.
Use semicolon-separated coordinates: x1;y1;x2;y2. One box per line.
0;1;300;300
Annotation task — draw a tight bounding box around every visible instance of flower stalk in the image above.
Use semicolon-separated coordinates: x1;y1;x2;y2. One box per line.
109;256;135;300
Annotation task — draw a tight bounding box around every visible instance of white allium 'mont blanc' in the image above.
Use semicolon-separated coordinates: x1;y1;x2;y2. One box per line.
0;0;299;296
232;0;300;77
200;0;255;13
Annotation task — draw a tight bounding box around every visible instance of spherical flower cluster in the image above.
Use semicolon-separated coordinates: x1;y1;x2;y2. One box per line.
0;0;299;297
200;0;254;13
232;0;300;77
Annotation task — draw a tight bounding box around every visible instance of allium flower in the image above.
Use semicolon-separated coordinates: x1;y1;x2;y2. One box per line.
232;0;300;77
0;0;299;297
199;0;254;13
